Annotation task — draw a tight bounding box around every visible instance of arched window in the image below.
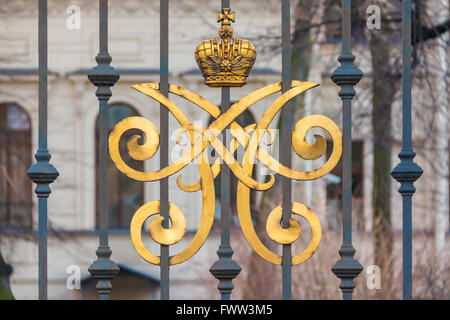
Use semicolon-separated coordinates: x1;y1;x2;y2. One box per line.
95;104;144;229
0;103;32;229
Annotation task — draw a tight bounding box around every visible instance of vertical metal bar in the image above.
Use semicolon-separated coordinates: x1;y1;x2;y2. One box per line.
400;0;413;300
341;1;351;54
27;0;59;300
98;96;108;249
341;1;352;249
97;0;109;252
401;0;412;152
330;0;363;300
37;195;47;299
87;0;119;300
209;0;241;300
220;87;231;251
98;0;110;250
391;0;422;300
98;0;109;257
402;0;412;296
342;99;352;247
402;194;413;298
99;0;108;55
220;87;232;301
340;2;353;247
37;1;48;300
160;0;170;301
281;0;292;300
38;0;48;152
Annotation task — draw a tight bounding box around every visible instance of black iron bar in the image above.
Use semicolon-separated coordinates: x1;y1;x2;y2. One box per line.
37;0;48;300
98;0;108;252
38;0;48;152
87;0;120;300
209;0;241;300
391;0;423;300
330;0;363;300
160;0;170;301
281;0;292;300
27;0;59;300
36;0;49;300
220;88;231;253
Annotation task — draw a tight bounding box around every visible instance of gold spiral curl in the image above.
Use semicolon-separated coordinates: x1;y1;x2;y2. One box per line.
108;81;341;268
130;201;186;265
265;202;321;264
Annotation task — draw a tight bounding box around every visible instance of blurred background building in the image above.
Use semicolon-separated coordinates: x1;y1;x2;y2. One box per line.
0;0;448;299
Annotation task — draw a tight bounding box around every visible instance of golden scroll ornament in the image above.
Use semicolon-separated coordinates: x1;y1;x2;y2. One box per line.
108;9;343;267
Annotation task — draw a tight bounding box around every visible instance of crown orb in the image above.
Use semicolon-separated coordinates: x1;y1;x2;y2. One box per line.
219;25;234;39
195;9;256;87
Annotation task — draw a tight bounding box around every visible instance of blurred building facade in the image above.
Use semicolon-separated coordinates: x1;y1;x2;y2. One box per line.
0;0;445;299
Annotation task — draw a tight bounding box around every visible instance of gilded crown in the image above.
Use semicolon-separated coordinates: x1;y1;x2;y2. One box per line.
195;8;256;87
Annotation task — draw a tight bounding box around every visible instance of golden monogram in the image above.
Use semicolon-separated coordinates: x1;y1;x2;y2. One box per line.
108;9;344;268
195;8;256;87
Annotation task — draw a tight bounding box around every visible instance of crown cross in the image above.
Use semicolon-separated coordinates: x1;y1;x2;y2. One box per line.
217;8;235;26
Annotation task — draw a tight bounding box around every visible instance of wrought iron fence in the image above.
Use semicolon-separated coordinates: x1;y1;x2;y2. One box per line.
26;0;422;300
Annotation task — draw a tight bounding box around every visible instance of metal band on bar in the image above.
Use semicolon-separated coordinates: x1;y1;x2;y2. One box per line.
160;0;170;301
281;0;292;300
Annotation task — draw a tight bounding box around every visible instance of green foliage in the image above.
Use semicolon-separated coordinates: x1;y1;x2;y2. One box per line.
0;253;14;300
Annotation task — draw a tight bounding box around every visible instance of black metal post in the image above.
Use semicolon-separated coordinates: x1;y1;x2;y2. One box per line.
27;0;59;300
160;0;170;301
391;0;423;300
281;0;292;300
331;0;363;300
87;0;120;300
209;0;241;301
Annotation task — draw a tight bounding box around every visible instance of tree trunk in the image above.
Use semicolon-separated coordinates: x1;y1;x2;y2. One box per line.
430;0;449;281
369;1;401;295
